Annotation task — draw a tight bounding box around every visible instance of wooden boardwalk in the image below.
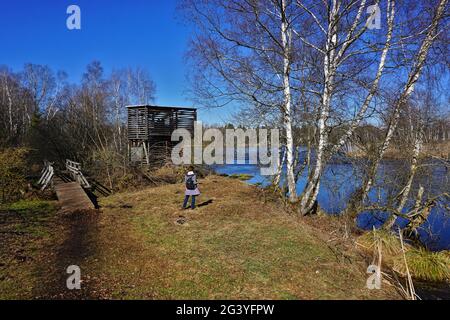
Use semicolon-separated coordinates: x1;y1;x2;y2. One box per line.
54;181;95;213
37;160;97;213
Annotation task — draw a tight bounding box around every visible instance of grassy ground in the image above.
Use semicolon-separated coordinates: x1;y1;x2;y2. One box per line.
0;176;401;299
0;200;58;299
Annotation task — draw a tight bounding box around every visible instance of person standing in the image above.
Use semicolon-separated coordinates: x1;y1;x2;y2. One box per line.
182;169;200;209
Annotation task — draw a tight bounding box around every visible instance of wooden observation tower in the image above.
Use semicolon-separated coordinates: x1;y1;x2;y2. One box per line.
127;105;197;165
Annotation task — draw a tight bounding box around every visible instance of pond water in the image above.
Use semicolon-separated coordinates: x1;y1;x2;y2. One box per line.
212;148;450;251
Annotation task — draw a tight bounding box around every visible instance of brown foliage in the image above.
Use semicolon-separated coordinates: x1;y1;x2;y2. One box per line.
0;148;29;203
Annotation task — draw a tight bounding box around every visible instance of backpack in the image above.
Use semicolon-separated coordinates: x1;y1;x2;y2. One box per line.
186;175;196;190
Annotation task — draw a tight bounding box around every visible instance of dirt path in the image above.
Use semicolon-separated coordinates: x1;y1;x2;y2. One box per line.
33;210;109;299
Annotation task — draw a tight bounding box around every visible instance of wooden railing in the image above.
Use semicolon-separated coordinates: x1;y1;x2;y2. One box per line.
66;159;91;188
37;160;54;191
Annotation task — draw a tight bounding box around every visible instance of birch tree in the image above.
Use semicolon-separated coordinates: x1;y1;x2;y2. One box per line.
181;0;308;201
351;0;448;216
296;0;396;214
0;67;34;146
21;63;56;123
280;0;298;201
382;81;446;229
0;69;15;136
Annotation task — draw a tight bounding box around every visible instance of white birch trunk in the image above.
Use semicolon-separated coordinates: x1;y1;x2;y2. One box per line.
357;0;447;210
281;0;297;202
383;127;423;229
332;0;395;154
5;80;13;134
397;129;423;211
273;148;286;190
299;0;339;215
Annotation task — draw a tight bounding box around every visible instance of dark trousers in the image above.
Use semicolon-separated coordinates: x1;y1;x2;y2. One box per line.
183;195;196;209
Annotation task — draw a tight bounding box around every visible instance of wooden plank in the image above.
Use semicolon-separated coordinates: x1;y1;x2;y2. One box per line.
54;182;95;213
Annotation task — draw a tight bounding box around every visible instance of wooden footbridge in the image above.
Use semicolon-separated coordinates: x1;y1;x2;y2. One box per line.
38;160;109;213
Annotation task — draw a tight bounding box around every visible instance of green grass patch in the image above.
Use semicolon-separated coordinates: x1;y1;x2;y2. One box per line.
228;174;253;181
128;206;379;299
0;199;58;299
3;199;55;214
0;199;56;237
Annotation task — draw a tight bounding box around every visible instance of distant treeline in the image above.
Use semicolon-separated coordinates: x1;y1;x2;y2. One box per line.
0;61;156;190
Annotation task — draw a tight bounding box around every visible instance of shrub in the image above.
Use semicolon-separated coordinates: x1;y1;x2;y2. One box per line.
0;148;29;203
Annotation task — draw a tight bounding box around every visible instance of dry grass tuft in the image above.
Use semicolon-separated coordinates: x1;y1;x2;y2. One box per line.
357;229;450;283
393;248;450;282
357;229;404;262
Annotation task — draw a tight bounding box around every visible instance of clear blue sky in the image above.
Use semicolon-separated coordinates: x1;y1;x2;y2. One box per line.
0;0;228;123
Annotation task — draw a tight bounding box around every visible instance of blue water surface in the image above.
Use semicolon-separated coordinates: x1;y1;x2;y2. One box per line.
212;150;449;251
